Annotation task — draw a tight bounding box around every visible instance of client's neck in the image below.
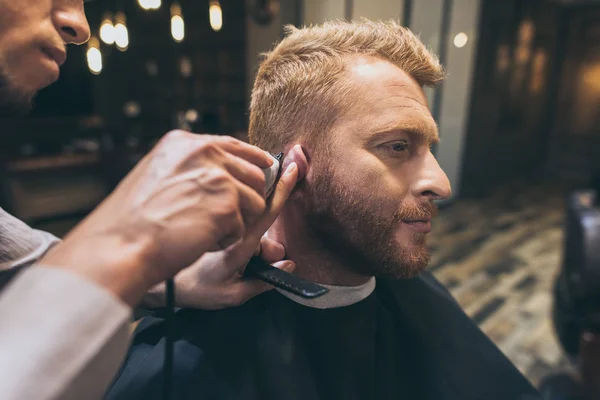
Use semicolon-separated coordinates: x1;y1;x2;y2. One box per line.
269;206;371;286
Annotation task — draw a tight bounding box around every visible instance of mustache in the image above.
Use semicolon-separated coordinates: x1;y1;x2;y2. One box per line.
397;202;438;221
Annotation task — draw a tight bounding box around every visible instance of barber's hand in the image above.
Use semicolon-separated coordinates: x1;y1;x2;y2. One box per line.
144;158;300;310
41;131;274;306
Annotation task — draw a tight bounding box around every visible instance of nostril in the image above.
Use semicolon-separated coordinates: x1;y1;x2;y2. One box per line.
61;26;77;38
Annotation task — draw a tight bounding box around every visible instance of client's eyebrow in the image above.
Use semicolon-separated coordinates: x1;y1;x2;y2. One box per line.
367;120;439;146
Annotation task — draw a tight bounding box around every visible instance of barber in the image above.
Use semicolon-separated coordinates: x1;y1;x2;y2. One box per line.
0;1;299;399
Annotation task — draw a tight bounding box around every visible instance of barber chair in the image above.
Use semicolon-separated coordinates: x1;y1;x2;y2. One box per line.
541;190;600;400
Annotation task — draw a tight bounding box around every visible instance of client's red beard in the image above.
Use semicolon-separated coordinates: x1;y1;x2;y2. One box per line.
305;161;438;279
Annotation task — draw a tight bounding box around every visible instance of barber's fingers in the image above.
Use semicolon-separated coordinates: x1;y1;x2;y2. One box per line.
247;162;299;240
220;162;297;268
234;178;267;226
254;236;286;263
265;162;298;218
224;153;266;198
233;260;296;301
216;136;273;169
217;211;245;250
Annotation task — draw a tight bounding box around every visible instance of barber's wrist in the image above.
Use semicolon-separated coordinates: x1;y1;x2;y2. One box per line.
41;232;156;308
140;282;167;308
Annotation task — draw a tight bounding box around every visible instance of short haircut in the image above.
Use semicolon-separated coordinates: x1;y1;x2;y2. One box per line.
248;19;445;153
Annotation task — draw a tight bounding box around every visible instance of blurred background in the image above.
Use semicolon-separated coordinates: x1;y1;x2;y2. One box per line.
0;0;599;392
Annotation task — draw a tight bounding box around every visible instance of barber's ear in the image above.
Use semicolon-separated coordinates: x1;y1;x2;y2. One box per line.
282;144;308;182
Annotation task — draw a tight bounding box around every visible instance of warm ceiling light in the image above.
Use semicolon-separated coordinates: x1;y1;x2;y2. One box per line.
138;0;150;10
124;101;141;118
86;36;102;75
114;11;129;51
185;109;198;123
138;0;161;10
453;32;468;48
99;12;115;45
209;0;223;32
180;57;192;77
171;3;184;42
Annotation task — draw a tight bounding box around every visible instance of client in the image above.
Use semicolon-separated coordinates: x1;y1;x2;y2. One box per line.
106;20;541;400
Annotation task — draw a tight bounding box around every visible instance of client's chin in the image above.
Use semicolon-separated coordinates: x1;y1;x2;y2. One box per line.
0;79;35;117
369;242;431;280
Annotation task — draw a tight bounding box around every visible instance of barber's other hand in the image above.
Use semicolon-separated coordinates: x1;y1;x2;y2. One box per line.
42;131;273;306
144;158;299;309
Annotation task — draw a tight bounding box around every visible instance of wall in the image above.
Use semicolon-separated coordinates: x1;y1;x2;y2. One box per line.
303;0;347;22
434;0;482;199
351;0;404;22
411;0;444;106
246;0;300;106
460;0;564;195
546;6;600;182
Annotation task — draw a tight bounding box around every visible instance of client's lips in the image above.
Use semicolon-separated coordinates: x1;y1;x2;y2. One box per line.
402;219;432;234
42;46;67;66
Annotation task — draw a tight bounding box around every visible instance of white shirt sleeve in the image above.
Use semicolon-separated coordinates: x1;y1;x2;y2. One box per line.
0;207;60;271
0;266;132;400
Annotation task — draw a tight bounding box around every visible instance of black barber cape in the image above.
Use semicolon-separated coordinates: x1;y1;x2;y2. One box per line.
106;271;541;400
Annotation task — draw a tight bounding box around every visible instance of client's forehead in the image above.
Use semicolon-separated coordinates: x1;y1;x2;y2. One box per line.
339;55;437;143
346;56;429;111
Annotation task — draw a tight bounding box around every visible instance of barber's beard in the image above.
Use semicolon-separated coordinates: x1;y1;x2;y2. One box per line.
305;161;437;279
0;66;34;117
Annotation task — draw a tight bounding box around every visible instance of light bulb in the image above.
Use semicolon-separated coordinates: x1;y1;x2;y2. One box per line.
124;101;141;118
171;3;184;42
185;109;198;123
453;33;468;48
99;13;115;45
87;37;102;75
209;0;223;32
171;16;185;42
115;23;128;50
138;0;161;10
115;12;129;51
180;57;192;77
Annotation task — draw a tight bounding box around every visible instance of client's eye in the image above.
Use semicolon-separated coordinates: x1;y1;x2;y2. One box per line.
376;140;410;159
385;140;409;153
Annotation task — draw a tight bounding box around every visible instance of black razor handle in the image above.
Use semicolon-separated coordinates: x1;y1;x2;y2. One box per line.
245;256;329;299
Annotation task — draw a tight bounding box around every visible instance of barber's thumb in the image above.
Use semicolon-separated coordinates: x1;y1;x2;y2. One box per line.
272;260;296;273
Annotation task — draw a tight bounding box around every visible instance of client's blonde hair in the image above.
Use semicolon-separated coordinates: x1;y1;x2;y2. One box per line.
249;19;445;153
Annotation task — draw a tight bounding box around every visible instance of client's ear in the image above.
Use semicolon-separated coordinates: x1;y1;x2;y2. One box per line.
280;144;309;200
282;144;308;182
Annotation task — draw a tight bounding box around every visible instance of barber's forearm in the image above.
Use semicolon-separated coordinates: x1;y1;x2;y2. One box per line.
41;232;155;308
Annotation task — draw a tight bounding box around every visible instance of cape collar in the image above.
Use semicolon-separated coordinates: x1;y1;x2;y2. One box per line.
276;277;376;309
